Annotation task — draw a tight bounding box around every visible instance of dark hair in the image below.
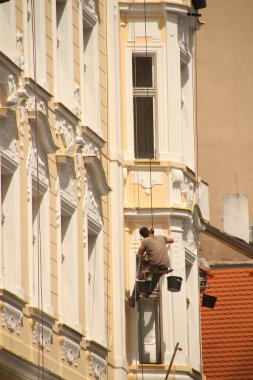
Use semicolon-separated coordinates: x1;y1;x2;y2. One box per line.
139;226;150;238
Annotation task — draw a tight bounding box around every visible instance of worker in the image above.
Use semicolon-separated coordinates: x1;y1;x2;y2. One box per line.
199;257;213;290
126;226;174;308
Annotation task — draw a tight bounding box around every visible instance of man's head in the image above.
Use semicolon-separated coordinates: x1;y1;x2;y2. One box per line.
139;226;150;238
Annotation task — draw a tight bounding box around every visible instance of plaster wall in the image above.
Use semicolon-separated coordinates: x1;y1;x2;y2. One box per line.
200;231;253;265
196;0;253;230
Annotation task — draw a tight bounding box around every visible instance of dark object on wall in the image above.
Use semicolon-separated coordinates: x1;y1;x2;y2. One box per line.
0;0;11;3
167;276;183;292
192;0;207;10
202;293;217;308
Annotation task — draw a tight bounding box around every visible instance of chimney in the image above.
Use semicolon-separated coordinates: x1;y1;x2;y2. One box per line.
223;194;249;243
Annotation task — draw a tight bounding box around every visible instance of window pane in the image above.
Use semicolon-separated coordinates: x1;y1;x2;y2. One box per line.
138;297;161;364
132;56;153;88
134;97;154;159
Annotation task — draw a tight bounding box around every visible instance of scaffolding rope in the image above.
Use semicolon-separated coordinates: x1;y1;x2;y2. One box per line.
31;1;45;378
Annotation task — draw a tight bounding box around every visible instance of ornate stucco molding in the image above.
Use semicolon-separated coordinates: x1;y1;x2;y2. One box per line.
2;303;23;335
0;290;25;335
58;157;77;209
131;170;163;195
73;84;81;119
16;31;25;70
61;337;80;367
170;168;196;207
29;306;55;352
59;324;83;367
32;321;53;351
89;352;107;380
0;111;19;164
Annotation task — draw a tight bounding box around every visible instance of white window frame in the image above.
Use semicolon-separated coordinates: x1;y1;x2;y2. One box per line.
132;54;156;159
29;177;52;313
125;45;166;161
58;198;80;329
55;0;74;108
79;5;100;132
138;297;161;364
181;60;195;170
0;155;23;298
83;174;105;345
0;0;16;60
26;0;47;88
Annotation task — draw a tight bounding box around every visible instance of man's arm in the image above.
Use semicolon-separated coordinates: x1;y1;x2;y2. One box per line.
165;236;174;244
138;245;145;257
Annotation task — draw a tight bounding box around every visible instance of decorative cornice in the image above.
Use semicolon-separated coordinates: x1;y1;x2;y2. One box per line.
29;306;55;326
27;110;59;154
119;1;189;16
0;289;25;309
54;101;80;126
83;156;111;196
0;51;22;85
81;126;105;149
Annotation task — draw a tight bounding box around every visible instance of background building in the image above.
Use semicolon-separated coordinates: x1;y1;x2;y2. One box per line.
196;0;253;237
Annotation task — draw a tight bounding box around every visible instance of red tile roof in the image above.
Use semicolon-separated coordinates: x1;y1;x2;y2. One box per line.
201;267;253;380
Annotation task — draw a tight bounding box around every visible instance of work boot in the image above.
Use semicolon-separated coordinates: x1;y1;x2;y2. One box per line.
125;297;135;308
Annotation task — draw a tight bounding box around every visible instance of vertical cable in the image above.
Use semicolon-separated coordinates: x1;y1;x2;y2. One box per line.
31;1;44;378
149;154;153;229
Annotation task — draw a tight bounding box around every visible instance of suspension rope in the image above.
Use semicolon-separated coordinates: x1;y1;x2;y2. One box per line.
31;1;44;378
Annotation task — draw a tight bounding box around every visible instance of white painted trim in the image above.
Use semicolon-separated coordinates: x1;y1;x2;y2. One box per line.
125;44;165;161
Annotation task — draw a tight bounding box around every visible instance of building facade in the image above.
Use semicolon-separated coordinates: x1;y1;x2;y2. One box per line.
0;1;112;379
0;0;206;379
108;0;206;378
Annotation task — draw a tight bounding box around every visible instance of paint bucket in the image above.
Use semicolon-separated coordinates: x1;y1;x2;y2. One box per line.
136;279;152;295
167;276;183;292
202;294;217;308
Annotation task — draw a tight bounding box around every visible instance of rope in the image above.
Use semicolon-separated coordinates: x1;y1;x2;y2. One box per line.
31;1;44;378
149;154;153;229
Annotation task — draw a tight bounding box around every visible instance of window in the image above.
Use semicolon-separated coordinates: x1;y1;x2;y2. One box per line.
31;182;51;311
88;226;102;340
56;0;73;107
138;297;161;364
27;0;47;86
84;172;105;345
82;13;99;131
132;56;155;159
0;0;16;58
60;201;79;328
0;162;22;296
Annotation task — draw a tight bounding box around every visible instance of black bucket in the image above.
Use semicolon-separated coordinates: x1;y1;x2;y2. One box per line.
136;279;152;295
167;276;183;292
202;294;217;308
